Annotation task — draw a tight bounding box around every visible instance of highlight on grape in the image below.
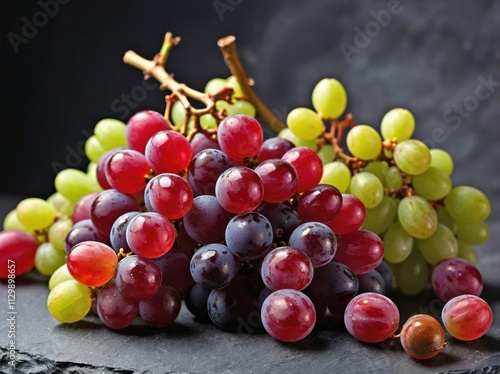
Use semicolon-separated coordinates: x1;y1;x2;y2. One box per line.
0;32;494;361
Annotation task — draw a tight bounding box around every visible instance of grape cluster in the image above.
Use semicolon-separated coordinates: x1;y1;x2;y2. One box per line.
0;68;494;360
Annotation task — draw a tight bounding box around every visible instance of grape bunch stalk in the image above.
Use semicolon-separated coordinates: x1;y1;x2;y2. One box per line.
0;32;494;359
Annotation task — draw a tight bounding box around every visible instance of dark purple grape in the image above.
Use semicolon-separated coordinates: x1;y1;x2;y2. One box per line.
288;222;337;267
97;283;138;329
298;184;342;224
155;251;194;295
139;284;181;328
257;202;300;244
170;222;198;258
64;219;110;254
190;244;240;289
191;132;221;155
115;256;162;301
90;189;141;236
225;212;273;260
185;283;213;323
257;137;295;163
309;261;359;322
357;270;386;295
110;212;140;253
375;261;393;295
183;195;232;245
188;148;233;196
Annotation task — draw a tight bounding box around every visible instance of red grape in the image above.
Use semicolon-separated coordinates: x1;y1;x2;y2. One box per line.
126;212;176;258
147;173;193;220
145;130;192;174
298;184;342;224
261;247;313;291
139;284;181;328
115;255;162;301
217;114;263;161
257;137;295;163
187;148;232;196
0;230;38;278
282;146;323;192
399;314;445;360
334;230;384;274
155;251;194;294
126;110;169;153
97;282;138;329
254;159;298;203
326;194;366;235
191;132;221;154
72;192;99;224
106;149;151;194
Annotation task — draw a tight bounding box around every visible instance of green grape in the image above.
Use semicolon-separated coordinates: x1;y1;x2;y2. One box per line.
362;161;388;182
49;264;74;291
226;76;243;98
215;100;230;112
436;206;458;234
361;196;397;234
445;186;491;224
55;169;101;203
380;108;415;142
393;249;429;296
346;125;382;160
35;242;67;276
317;144;335;165
383;222;414;263
349;172;384;208
311;78;347;119
412;167;452;201
85;135;107;163
94;118;127;150
393;139;431;175
416;224;458;266
200;114;217;129
430;148;454;176
227;100;256;117
49;219;73;251
286;107;324;140
47;280;91;323
456;221;489;245
47;192;70;213
171;100;186;128
456;241;478;266
87;162;97;176
204;77;227;94
320;162;351;192
277;128;317;150
3;209;33;233
385;166;403;191
398;195;437;239
16;198;57;230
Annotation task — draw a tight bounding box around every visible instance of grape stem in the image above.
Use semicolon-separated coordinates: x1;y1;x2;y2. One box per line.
123;32;285;136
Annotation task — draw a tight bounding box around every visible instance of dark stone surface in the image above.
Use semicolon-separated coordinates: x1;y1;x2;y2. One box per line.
1;1;500;373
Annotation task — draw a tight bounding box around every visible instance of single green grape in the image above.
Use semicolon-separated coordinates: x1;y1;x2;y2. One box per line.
362;161;388;182
398;195;437;239
46;192;70;213
84;135;107;164
204;78;227;94
215;100;230;112
286;107;324;140
430;148;454;176
320;162;351;192
49;264;74;291
346;125;382;160
311;78;347;119
226;75;243;98
94;118;127;150
317;144;335;165
55;169;101;203
383;222;414;263
277;128;317;150
456;221;489;245
35;242;67;276
171;100;186;128
47;280;91;323
87;162;97;176
385;166;403;191
16;198;57;231
380;108;415;142
456;240;478;266
3;209;33;233
436;205;458;234
361;196;397;235
49;219;73;251
200;113;217;129
412;167;452;201
394;139;431;175
416;224;458;266
393;249;429;296
445;186;491;224
227;100;256;117
349;172;384;208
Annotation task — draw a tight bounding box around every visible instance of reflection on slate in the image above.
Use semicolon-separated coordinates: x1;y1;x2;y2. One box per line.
1;0;500;373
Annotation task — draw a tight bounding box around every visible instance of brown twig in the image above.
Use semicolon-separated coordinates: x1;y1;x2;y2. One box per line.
217;35;286;133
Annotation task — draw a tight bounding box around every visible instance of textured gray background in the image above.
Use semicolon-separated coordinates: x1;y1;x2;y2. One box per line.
0;1;499;373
